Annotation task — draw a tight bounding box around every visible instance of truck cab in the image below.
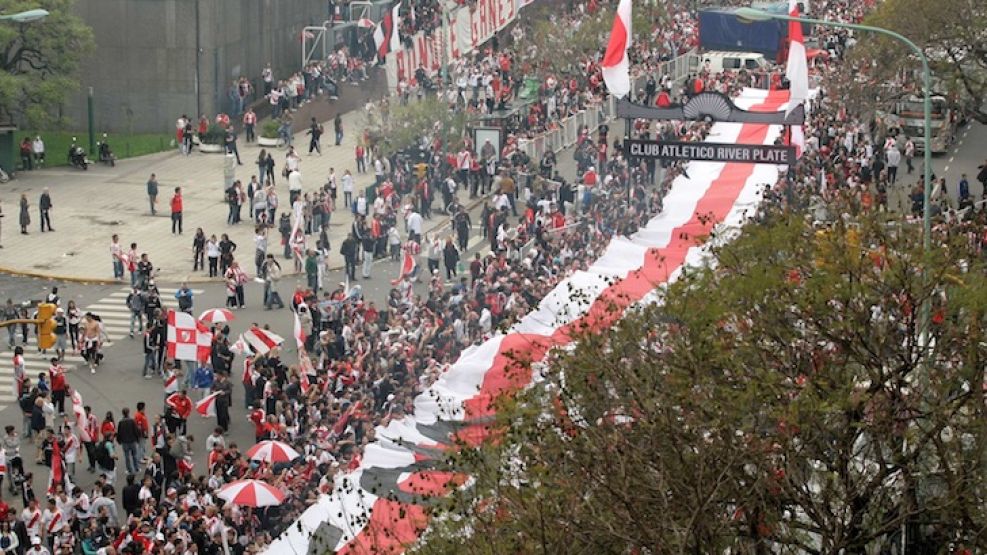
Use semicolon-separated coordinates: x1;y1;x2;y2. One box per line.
698;51;769;74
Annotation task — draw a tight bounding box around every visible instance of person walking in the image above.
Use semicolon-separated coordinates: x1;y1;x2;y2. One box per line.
342;169;354;209
242;108;257;143
254;226;268;276
360;229;375;280
38;188;53;232
115;408;141;475
170;187;183;234
146;174;159;215
262;254;284;309
307;117;323;156
333;113;343;146
224;128;243;165
340;233;358;282
885;146;901;185
443;237;460;279
18;193;29;235
126;287;144;338
110;234;124;280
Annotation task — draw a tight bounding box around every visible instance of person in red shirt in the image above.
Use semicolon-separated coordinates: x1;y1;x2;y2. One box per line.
655;89;672;107
170;187;183;235
100;411;116;441
165;390;193;435
48;358;67;416
249;406;267;442
133;402;149;464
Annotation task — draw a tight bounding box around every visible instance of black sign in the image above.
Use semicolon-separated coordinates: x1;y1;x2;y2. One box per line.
626;139;796;165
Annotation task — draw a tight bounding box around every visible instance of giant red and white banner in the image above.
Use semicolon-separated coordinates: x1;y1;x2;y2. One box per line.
267;87;796;554
385;30;445;87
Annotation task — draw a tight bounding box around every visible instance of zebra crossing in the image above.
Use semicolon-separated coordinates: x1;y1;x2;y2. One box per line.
4;286;204;409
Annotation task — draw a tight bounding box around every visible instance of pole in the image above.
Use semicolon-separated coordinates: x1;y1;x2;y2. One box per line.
87;87;95;155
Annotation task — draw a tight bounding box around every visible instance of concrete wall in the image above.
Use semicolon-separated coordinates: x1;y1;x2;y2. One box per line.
67;0;330;134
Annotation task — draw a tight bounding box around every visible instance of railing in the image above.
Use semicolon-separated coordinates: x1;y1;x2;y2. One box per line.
518;49;697;163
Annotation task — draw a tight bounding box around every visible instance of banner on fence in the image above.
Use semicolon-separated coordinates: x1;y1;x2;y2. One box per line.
448;0;517;59
385;30;445;88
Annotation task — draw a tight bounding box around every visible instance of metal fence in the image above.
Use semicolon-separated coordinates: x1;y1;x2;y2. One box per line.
518;49;697;163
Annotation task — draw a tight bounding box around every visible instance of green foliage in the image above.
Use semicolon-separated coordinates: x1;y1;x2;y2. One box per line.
862;0;987;123
0;0;95;128
364;97;467;157
200;123;227;145
259;119;280;139
417;204;987;554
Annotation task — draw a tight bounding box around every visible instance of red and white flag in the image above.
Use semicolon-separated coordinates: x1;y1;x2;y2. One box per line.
167;310;213;363
47;439;71;497
373;1;402;60
785;0;808;158
196;392;221;418
231;334;250;356
600;0;632;99
298;350;314;394
293;310;307;351
243;326;284;356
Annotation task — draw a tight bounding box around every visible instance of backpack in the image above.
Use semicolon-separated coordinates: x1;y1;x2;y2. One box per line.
178;293;192;311
98;441;114;469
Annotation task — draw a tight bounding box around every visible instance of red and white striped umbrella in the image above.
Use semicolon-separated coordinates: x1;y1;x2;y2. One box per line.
246;440;301;464
199;308;235;324
217;479;285;507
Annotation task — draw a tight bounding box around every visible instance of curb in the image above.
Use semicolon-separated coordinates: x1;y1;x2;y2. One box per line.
0;266;121;285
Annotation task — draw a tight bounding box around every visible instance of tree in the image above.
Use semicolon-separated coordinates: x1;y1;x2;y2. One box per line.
0;0;94;128
863;0;987;123
364;96;468;158
415;203;987;554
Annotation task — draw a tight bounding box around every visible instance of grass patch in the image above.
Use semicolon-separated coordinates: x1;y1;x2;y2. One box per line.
13;130;173;169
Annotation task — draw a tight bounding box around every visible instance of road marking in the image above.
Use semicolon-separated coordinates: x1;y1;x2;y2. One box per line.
1;285;205;411
944;166;950;173
950;156;955;163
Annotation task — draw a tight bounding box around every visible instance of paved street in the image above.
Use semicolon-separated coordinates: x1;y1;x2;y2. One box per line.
0;105;381;283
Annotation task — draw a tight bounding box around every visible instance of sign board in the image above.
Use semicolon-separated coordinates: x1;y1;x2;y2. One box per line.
626;139;796;165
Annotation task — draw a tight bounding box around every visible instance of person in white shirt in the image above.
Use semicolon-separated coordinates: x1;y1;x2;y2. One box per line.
373;159;384;185
341;170;354;208
31;137;45;166
21;499;42;540
25;536;48;555
406;211;423;243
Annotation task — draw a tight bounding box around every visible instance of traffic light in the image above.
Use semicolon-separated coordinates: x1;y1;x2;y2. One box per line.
37;302;56;350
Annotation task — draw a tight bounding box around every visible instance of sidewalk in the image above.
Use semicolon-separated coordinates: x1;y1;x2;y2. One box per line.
0;103;400;284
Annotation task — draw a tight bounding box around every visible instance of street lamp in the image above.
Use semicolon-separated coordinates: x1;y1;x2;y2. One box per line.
734;7;932;256
0;9;49;23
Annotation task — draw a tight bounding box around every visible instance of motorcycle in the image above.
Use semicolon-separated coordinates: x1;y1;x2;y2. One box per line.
97;140;116;166
68;144;88;170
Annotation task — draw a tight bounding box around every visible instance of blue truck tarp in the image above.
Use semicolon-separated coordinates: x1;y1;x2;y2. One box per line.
698;8;788;61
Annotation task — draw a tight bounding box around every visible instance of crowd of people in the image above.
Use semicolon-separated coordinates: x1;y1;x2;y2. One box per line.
6;0;984;553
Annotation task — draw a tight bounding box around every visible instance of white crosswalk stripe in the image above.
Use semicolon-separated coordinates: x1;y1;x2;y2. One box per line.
4;287;204;408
